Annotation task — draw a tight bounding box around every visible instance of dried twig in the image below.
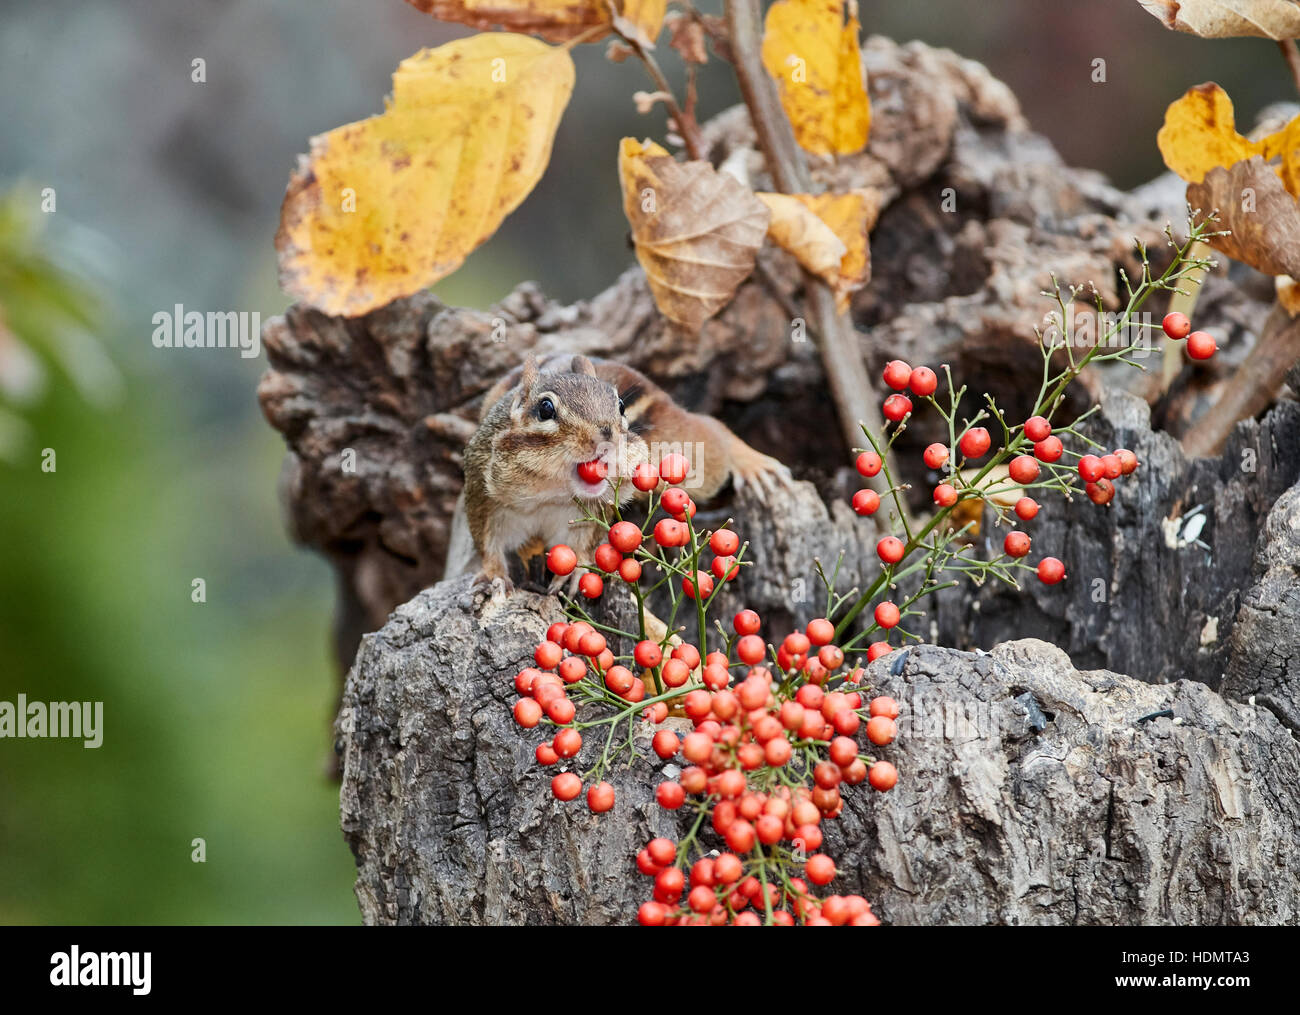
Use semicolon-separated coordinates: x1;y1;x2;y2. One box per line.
722;0;890;495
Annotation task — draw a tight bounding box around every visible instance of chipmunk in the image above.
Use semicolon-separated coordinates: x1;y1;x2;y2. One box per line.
447;353;790;590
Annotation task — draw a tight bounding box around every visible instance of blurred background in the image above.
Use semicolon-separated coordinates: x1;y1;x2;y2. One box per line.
0;0;1287;923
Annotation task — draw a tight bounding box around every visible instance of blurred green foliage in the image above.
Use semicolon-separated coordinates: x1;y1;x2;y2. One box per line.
0;186;357;923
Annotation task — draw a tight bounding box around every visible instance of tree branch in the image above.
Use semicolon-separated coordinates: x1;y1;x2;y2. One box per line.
723;0;890;495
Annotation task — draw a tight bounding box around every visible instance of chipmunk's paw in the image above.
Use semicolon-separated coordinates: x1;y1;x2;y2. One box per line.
471;570;514;599
548;569;583;599
732;448;795;501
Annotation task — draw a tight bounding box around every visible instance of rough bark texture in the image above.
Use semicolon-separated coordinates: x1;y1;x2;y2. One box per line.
339;583;1300;925
936;391;1300;705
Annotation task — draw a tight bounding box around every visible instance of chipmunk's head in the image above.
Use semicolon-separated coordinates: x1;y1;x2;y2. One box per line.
497;355;648;504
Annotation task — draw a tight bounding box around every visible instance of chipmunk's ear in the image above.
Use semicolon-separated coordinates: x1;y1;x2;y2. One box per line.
511;356;539;415
571;355;596;377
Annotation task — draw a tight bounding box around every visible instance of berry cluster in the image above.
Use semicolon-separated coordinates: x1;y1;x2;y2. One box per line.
508;454;900;926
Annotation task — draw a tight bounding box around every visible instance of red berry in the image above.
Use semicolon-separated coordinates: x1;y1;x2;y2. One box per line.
1100;454;1122;480
736;635;765;665
1037;556;1066;584
634;640;662;668
853;489;881;515
638;901;668;926
1008;455;1040;484
656;781;685;810
1187;330;1216;360
1004;530;1031;558
654;866;684;901
1014;496;1039;521
805;854;836;886
652;729;679;759
587;781;615;813
608;520;642;554
923;443;949;469
806;618;835;645
546;696;576;724
959;427;991;458
546;544;577;576
605;665;634;695
632;461;659;491
710;528;739;555
830;736;858;767
856;451;882;477
933;483;958;507
1078;455;1104;483
579;572;603;598
908;365;938;397
593;543;621;572
1024;416;1052;442
867;642;892;662
1086;478;1115;506
551;772;582;801
653;518;687;547
647;837;676;866
1162;311;1191;340
874;602;900;629
734;610;761;636
661;487;690;515
619;558;642;582
661;658;691;688
877;536;905;565
866;716;897;746
882;359;912;390
683;571;714;600
513;698;543;728
1034;436;1064;463
1115;449;1139;475
882;394;912;422
535;741;558;766
553;727;582;757
672;643;701;670
868;761;898;792
577;458;607;485
869;696;900;719
659;453;690;485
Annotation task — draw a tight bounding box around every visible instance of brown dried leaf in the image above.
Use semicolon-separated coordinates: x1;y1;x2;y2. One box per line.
666;11;709;64
619;137;771;331
1187;156;1300;278
757;189;879;311
1137;0;1300;40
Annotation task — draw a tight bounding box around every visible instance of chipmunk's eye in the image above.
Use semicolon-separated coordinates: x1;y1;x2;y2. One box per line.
537;397;556;421
617;396;627;416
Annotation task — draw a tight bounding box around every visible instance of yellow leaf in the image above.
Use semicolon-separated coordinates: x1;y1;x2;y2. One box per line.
619;138;771;331
619;0;668;46
1157;83;1300;197
1136;0;1300;40
276;35;575;317
757;189;879;311
402;0;611;43
761;0;870;156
